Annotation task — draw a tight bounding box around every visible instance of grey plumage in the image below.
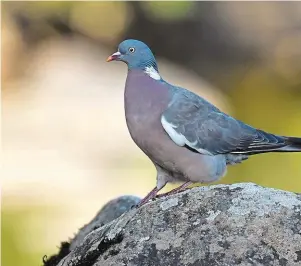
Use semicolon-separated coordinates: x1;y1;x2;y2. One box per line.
107;39;301;206
162;87;301;157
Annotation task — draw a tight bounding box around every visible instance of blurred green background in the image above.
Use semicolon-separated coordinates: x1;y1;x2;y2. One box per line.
2;1;301;265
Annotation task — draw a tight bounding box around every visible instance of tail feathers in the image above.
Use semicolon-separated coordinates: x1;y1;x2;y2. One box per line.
279;136;301;152
233;132;301;155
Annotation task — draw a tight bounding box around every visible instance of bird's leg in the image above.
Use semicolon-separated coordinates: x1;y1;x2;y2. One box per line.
157;181;193;198
137;187;159;207
136;164;170;207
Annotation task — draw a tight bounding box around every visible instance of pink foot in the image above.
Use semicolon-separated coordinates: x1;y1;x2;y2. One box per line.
137;187;159;207
156;181;192;198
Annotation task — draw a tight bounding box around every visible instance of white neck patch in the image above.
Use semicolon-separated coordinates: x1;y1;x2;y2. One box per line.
144;66;161;80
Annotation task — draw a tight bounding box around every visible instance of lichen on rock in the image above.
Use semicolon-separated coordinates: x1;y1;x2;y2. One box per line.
52;183;301;266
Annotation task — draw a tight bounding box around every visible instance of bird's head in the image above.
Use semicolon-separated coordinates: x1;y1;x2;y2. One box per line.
106;39;158;71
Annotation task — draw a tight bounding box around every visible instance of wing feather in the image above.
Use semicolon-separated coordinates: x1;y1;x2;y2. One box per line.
161;90;286;155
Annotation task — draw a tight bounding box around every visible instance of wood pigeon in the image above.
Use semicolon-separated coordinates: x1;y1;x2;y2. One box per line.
107;39;301;206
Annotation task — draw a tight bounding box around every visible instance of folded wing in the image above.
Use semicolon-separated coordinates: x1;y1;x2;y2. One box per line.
161;90;286;155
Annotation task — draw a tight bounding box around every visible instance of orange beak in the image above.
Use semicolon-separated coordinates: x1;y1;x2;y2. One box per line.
106;51;121;62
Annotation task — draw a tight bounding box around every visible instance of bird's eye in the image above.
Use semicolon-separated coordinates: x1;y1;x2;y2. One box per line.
129;47;135;53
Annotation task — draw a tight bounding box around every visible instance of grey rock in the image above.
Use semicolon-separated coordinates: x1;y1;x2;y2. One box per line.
70;195;141;250
57;183;301;266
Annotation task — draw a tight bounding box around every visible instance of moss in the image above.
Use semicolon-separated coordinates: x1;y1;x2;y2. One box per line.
43;242;70;266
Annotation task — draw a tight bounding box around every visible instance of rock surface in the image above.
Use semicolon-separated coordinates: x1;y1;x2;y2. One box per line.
70;195;141;250
56;183;301;266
